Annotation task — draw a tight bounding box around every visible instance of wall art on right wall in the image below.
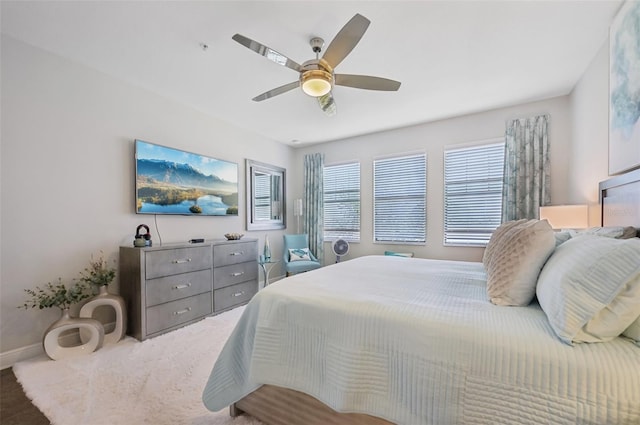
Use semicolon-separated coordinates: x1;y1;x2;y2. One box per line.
609;0;640;175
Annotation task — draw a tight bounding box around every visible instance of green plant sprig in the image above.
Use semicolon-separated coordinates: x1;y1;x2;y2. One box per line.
19;278;90;310
78;251;116;287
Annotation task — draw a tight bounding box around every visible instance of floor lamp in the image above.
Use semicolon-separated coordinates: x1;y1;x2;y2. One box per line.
294;198;303;234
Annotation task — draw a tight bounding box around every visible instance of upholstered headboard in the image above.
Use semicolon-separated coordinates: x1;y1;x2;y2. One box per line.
599;168;640;235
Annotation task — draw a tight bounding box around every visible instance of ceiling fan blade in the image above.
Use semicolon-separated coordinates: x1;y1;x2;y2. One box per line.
232;34;303;73
252;81;299;102
318;92;337;116
335;74;401;91
322;14;370;69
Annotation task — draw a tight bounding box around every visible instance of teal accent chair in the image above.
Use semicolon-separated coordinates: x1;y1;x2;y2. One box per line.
283;234;322;276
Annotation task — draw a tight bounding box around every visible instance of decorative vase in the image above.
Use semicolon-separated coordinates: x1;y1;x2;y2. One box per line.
79;285;127;345
43;308;104;361
264;235;271;261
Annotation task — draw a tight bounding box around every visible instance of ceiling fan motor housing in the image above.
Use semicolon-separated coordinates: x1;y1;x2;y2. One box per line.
300;59;334;97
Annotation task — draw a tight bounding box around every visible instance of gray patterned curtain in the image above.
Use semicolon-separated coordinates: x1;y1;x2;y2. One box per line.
303;153;324;262
502;114;551;222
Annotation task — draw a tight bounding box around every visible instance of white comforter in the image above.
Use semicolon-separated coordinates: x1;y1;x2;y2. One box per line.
202;256;640;424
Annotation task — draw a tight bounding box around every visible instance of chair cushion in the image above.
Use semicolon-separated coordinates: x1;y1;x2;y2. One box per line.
285;260;321;274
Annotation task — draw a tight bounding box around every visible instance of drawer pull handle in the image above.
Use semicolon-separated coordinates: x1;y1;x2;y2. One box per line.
172;258;192;264
173;307;192;315
172;283;192;290
231;272;245;277
233;291;245;297
230;251;244;256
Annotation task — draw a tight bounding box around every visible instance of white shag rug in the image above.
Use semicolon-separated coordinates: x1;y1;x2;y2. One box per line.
13;306;264;425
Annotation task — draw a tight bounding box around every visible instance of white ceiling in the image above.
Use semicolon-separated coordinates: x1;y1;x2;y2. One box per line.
1;1;622;146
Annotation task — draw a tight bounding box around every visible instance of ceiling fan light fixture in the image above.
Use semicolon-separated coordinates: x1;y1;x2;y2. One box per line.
301;70;333;97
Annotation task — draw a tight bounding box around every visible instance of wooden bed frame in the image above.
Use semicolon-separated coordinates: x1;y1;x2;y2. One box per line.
230;168;640;425
231;385;393;425
599;167;640;229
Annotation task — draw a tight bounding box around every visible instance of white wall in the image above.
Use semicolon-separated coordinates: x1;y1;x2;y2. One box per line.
293;96;572;264
0;36;294;365
1;33;615;366
568;39;611;225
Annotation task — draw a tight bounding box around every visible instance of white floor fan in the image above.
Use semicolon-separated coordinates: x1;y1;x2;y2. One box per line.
332;239;350;263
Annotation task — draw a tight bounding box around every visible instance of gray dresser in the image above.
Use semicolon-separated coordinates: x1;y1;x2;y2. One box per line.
119;239;258;341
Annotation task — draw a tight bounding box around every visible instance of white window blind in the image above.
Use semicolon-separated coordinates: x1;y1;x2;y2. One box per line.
444;140;505;246
373;153;426;243
323;162;360;241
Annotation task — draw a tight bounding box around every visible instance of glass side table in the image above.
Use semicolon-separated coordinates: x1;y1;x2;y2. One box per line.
258;259;279;287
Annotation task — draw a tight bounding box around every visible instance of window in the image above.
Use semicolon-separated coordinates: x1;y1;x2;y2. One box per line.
323;162;360;241
373;153;426;243
444;140;505;246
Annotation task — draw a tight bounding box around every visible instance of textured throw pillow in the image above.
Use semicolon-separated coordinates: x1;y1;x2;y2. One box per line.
485;219;556;306
483;219;527;268
536;235;640;345
289;248;311;262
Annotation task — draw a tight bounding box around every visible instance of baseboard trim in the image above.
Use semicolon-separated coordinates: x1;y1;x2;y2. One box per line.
1;321;116;370
0;343;43;370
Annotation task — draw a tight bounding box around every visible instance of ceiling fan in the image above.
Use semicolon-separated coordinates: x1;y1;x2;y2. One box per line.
232;13;401;116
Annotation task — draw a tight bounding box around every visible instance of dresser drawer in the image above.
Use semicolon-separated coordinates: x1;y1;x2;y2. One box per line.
213;242;258;267
213;261;258;290
214;280;257;312
145;269;212;307
145;246;211;279
146;292;212;336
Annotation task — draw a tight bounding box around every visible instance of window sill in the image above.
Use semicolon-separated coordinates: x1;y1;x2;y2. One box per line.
443;242;488;248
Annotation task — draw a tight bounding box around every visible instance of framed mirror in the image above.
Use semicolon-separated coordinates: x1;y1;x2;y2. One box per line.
246;159;286;230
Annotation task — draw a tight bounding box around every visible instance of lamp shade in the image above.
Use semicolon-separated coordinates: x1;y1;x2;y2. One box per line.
294;198;303;217
539;205;588;229
301;70;332;97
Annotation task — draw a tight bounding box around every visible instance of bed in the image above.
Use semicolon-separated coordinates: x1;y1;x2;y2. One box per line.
202;170;640;425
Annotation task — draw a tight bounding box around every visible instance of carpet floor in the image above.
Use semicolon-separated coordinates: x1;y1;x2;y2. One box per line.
13;306;264;425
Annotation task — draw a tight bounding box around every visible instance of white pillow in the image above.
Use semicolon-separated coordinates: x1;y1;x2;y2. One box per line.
623;316;640;346
536;235;640;345
289;248;311;262
569;226;637;239
485;219;555;306
554;231;572;247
